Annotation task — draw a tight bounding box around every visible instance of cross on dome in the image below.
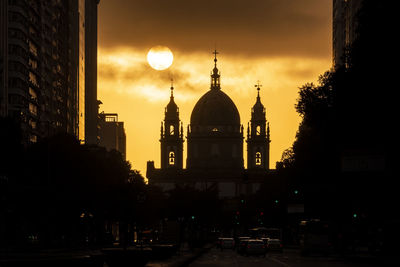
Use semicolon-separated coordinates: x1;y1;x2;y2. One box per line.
213;49;219;66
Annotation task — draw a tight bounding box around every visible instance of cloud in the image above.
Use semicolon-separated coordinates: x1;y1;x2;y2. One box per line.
98;47;330;103
99;0;331;58
97;46;331;174
96;0;332;176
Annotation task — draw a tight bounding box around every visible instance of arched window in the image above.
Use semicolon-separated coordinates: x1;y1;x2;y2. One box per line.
169;151;175;165
169;125;175;135
256;125;261;135
255;152;262;165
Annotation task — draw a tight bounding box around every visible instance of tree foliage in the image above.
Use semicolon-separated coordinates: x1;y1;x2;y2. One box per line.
281;1;397;176
0;129;149;247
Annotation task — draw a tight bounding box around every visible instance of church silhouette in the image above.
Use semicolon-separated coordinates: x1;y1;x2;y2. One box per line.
147;51;274;198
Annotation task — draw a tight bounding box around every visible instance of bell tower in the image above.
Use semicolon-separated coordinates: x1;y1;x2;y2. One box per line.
247;82;270;170
160;83;184;169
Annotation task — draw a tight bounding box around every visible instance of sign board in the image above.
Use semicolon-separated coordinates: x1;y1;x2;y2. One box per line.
341;155;385;172
287;204;304;214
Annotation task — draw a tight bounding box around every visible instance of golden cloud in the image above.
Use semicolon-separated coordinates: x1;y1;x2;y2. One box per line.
98;47;331;174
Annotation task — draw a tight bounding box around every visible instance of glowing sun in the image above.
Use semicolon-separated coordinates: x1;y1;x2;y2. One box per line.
147;46;173;70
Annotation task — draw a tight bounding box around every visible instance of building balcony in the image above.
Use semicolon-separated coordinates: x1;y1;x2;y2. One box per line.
9;5;27;17
8;22;28;34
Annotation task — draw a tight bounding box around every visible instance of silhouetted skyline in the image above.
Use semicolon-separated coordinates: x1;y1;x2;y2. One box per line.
97;0;332;174
1;1;398;265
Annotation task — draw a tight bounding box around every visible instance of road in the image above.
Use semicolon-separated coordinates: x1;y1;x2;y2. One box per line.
188;247;385;267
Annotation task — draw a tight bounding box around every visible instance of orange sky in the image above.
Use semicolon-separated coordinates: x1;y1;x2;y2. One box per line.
97;0;333;176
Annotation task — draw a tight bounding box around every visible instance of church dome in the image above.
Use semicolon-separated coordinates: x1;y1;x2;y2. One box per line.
190;51;240;127
190;89;240;126
186;51;244;170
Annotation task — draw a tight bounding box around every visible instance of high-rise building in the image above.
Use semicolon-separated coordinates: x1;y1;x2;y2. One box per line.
77;0;86;142
332;0;363;68
98;112;126;160
84;0;100;145
0;0;100;144
1;0;77;142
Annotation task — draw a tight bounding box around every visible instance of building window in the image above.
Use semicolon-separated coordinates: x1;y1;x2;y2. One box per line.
29;71;39;87
28;58;37;70
29;119;36;129
256;125;261;135
29;26;36;37
29;135;37;143
29;87;37;100
169;151;175;165
28;103;37;116
255;152;262;166
28;41;37;56
169;125;174;135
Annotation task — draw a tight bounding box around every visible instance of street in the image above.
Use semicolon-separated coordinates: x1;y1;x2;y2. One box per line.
188;247;384;267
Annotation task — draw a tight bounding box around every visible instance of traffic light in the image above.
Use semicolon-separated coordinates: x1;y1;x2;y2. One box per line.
294;190;299;195
274;199;279;204
259;211;264;225
234;211;240;225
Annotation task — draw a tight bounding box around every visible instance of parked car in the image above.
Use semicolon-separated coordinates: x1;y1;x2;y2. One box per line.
216;237;223;248
220;237;235;250
236;236;250;246
236;237;250;249
237;237;250;254
266;238;283;252
245;239;266;256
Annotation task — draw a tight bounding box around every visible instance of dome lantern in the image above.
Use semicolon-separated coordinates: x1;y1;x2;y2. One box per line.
210;49;221;90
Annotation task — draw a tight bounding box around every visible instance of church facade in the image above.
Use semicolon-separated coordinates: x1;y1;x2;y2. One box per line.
147;53;274;198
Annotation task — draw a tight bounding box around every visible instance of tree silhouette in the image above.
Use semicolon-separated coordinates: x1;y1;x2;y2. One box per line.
281;1;397;177
0;129;149;248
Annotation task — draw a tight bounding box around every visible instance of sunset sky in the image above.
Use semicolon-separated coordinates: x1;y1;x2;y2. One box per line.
97;0;333;176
